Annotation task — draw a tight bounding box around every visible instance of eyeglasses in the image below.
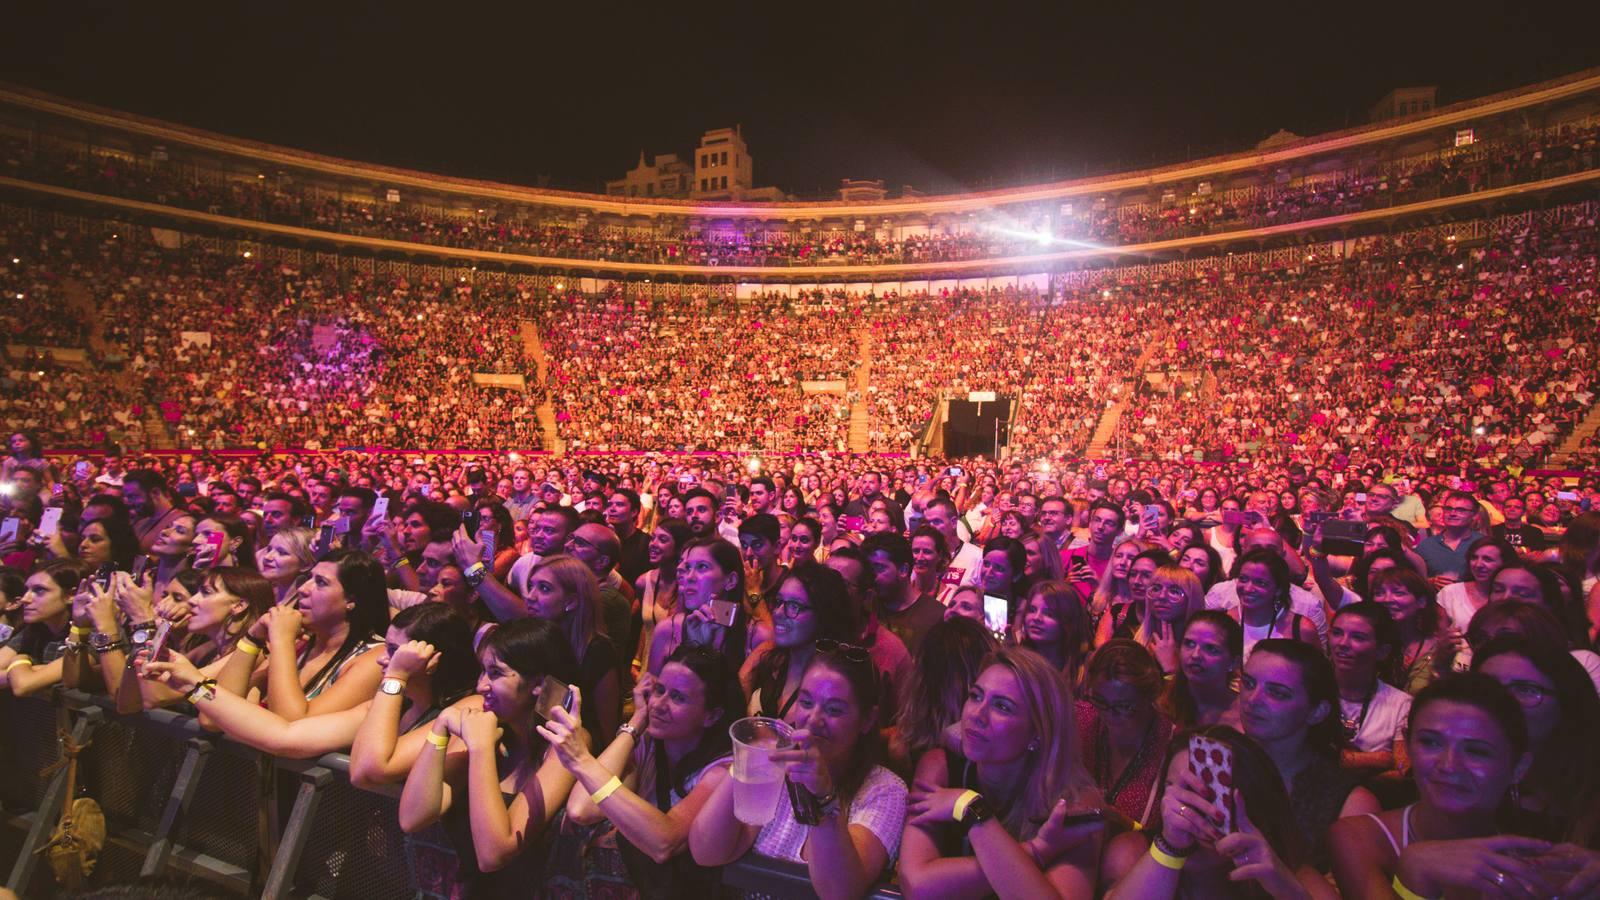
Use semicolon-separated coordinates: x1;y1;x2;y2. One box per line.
1443;506;1477;515
1087;694;1142;717
772;598;814;618
815;639;871;664
1503;680;1552;707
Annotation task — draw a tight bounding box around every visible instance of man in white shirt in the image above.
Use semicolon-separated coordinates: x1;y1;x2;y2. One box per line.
924;496;981;587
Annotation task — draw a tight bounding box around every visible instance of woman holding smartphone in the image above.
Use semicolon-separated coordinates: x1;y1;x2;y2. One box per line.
118;567;271;711
1136;564;1205;676
541;643;740;897
400;618;580;895
193;514;255;572
646;538;754;677
899;647;1104;899
689;641;906;900
521;554;620;744
1101;725;1338;899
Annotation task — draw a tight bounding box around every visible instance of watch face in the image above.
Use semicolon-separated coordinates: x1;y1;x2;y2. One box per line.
380;678;405;695
132;628;154;644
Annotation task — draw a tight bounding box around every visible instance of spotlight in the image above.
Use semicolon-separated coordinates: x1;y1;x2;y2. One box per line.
242;251;252;258
10;258;18;264
747;457;762;473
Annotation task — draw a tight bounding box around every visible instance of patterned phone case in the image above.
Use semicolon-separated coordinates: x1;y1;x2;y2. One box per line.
1187;735;1235;833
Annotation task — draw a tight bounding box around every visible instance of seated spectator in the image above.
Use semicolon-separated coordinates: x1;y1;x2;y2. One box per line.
689;641;906;897
0;559;91;696
742;561;857;719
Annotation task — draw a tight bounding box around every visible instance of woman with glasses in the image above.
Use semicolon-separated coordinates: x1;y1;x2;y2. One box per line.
1329;674;1555;899
742;561;858;718
1471;635;1600;845
899;647;1104;898
1076;639;1174;825
689;640;906;899
1135;564;1203;676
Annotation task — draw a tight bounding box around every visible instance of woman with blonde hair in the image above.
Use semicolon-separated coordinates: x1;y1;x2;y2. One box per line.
258;525;317;605
1135;564;1205;676
523;553;621;742
900;647;1105;898
1090;538;1152;647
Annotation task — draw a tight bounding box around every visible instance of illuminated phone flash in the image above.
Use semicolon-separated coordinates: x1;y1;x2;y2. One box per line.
747;457;762;473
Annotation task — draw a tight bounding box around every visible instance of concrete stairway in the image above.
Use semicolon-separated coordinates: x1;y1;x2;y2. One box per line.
848;332;873;452
1548;401;1600;466
519;320;562;452
1084;327;1167;459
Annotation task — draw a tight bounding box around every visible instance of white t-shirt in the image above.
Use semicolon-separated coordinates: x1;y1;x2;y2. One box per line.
1341;680;1412;754
947;541;984;588
1436;582;1483;633
1206;580;1328;639
752;765;906;865
505;552;547;597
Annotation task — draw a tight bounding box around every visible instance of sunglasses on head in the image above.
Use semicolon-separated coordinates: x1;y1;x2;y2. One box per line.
815;638;871;664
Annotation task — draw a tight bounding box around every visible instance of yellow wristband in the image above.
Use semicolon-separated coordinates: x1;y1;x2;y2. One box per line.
1149;843;1188;870
5;657;33;674
425;730;450;750
590;776;624;805
236;638;263;657
1391;875;1437;900
70;625;91;638
951;789;980;822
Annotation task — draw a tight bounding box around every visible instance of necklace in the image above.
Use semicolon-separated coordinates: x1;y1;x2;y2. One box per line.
1339;679;1377;743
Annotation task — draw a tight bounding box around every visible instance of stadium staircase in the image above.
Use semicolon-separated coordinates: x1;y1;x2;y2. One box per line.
1549;402;1600;467
848;332;873;453
63;277;175;450
1085;327;1166;459
520;320;564;453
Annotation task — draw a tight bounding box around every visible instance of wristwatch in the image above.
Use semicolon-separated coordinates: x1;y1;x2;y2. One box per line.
463;562;487;588
379;677;407;696
90;631;127;653
128;621;157;645
616;722;641;740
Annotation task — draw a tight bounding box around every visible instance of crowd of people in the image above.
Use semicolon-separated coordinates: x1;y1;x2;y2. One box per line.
3;116;1596;268
2;440;1599;897
5;199;1599;469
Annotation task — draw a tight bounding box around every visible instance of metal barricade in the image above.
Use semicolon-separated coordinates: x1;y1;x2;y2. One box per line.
1;689;905;899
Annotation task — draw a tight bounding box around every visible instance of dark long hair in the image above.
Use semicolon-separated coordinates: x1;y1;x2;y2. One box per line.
1471;635;1600;846
1161;609;1241;728
390;603;479;707
1144;726;1309;871
307;550;391;688
1490;559;1592;650
800;644;884;802
483;617;581;759
652;518;694;578
678;537;750;671
1231;547;1292;620
1248;638;1343;757
1334;601;1401;687
648;642;741;798
751;562;857;713
892;616;998;763
199;514;257;572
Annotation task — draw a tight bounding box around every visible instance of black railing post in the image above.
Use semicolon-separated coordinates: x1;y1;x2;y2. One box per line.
6;702;103;894
141;736;214;877
260;764;333;900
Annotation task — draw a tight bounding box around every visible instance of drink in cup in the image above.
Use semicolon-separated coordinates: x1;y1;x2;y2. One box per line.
730;717;793;826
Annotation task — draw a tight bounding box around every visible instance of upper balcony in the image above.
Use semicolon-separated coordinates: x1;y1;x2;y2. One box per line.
1;69;1598;278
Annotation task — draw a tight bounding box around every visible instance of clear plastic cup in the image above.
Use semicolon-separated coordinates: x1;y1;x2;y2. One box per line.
729;717;793;825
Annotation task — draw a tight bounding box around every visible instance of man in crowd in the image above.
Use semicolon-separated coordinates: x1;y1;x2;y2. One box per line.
861;532;944;655
923;496;981;587
1492;494;1548;552
1067;499;1125;597
504;467;538;522
565;522;633;677
122;469;186;552
682;488;720;540
738;514;786;604
603;488;650;584
1416;490;1486;580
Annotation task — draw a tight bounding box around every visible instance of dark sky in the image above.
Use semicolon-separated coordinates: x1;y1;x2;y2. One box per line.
3;2;1597;198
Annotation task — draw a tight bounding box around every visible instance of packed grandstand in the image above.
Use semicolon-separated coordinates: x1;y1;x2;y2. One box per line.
2;67;1600;900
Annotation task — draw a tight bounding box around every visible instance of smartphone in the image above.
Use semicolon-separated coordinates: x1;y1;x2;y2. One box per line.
947;466;964;478
147;619;175;663
1354;492;1368;505
51;483;64;498
1221;509;1248;527
1139;506;1160;531
723;485;741;504
461;508;481;539
315;524;336;559
1556;491;1580;502
533;675;575;722
94;563;116;592
1055;810;1108;828
1319;519;1368;556
0;517;18;545
839;515;865;533
73;461;91;480
131;554;153;581
299;514;316;529
707;598;741;628
1094;464;1107;480
200;531;226;568
1305;510;1335;526
1187;734;1236;834
479;525;498;564
370;495;390;522
38;507;63;538
982;594;1009;639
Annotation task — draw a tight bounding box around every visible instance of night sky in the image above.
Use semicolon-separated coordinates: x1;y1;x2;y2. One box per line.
3;2;1597;199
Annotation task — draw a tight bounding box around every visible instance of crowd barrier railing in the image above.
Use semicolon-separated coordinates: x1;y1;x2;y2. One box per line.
0;689;902;899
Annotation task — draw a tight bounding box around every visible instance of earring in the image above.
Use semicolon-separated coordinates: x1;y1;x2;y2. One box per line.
1028;740;1039;753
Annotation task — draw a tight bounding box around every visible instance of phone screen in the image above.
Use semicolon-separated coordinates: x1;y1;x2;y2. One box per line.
0;517;19;544
1221;509;1247;527
480;526;498;564
982;594;1009;638
38;507;63;538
